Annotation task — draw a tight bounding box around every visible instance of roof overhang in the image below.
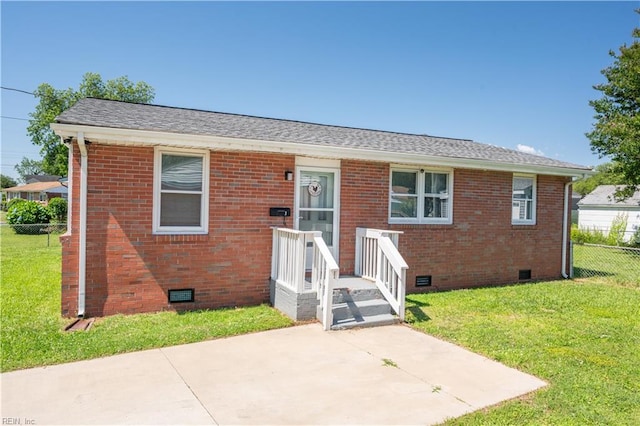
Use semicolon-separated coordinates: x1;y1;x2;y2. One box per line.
52;123;593;178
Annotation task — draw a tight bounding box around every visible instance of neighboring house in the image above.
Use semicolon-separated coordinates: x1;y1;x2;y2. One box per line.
578;185;640;242
51;98;591;319
3;180;67;204
25;174;62;184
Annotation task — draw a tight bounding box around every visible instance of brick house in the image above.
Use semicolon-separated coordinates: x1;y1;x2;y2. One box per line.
3;175;67;204
52;98;590;325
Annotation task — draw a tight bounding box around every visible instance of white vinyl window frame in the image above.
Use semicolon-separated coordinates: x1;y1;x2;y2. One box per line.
153;147;210;235
388;166;454;225
511;174;536;225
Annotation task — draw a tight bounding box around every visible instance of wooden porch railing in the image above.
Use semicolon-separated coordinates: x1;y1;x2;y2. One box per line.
311;234;339;331
271;228;338;330
355;228;407;321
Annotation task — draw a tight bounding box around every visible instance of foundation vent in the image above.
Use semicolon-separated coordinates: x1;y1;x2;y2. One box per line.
168;289;194;303
518;270;532;281
416;275;432;287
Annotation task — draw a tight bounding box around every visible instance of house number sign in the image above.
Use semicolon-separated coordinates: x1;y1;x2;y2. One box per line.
308;181;322;197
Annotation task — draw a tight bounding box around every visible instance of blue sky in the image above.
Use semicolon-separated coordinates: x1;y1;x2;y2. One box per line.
1;1;637;181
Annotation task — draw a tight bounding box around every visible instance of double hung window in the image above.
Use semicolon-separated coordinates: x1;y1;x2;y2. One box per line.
153;148;209;234
512;174;536;224
389;168;453;224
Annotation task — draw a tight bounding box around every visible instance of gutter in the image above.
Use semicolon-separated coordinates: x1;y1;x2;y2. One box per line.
77;132;88;317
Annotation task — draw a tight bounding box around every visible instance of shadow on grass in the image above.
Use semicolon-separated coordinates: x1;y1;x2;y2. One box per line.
405;295;431;323
573;267;614;278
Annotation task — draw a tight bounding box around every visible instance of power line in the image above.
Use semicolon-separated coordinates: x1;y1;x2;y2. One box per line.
1;86;34;96
1;116;29;121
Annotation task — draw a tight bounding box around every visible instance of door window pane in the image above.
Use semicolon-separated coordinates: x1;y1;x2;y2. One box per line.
299;211;334;246
299;173;334;208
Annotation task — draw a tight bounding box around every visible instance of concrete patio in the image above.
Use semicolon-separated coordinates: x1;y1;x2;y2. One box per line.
1;324;546;425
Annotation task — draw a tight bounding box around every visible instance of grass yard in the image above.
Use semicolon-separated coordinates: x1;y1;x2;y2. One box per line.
2;226;639;424
0;226;293;372
406;279;640;425
572;243;640;285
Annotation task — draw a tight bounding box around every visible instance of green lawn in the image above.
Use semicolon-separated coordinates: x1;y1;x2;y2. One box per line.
0;226;293;372
573;243;640;285
2;227;639;424
406;279;640;425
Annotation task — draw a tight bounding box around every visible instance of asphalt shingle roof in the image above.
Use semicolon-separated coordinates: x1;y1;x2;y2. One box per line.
578;185;640;206
3;181;63;192
56;98;591;171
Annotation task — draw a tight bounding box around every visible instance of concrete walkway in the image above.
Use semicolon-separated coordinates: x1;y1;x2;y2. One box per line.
1;324;546;425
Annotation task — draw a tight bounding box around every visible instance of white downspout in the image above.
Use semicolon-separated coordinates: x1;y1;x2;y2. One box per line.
77;132;88;317
561;180;572;278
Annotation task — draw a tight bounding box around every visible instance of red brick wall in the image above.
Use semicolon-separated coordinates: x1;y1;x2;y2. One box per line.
340;162;570;291
62;147;570;317
62;143;295;317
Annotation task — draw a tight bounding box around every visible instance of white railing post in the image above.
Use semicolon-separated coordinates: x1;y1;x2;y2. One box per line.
355;228;364;276
354;228;407;321
309;232;339;331
271;227;279;281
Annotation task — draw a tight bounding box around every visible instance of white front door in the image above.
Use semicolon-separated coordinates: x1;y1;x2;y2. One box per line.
295;166;340;266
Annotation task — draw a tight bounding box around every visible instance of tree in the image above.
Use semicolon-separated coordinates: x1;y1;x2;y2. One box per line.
573;161;625;196
27;72;155;176
14;157;45;183
586;14;640;200
0;174;17;188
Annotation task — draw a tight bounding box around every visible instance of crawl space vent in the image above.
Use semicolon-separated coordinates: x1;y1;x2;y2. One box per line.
518;270;532;281
416;275;432;287
168;289;194;303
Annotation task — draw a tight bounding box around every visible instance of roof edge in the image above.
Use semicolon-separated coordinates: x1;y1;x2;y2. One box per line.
51;123;593;178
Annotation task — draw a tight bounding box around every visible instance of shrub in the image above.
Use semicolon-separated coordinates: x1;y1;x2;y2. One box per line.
6;201;51;234
6;198;27;212
606;214;628;246
47;197;68;223
572;214;634;247
571;225;608;245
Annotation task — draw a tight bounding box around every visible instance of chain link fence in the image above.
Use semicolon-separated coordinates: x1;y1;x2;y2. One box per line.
572;242;640;284
1;223;67;247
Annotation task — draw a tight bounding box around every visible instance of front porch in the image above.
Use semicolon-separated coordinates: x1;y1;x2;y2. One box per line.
270;227;408;330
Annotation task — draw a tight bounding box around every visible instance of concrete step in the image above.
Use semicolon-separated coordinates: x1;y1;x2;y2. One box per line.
332;287;384;304
331;312;399;330
315;276;400;330
332;298;392;322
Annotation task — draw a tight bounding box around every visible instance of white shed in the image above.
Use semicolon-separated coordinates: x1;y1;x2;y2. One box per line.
578;185;640;242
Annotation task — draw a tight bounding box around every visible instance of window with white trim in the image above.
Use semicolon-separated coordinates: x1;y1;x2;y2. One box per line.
512;174;536;224
389;168;453;224
153;148;209;234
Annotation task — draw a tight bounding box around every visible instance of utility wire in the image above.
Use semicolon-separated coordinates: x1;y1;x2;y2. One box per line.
1;86;34;96
1;116;29;121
